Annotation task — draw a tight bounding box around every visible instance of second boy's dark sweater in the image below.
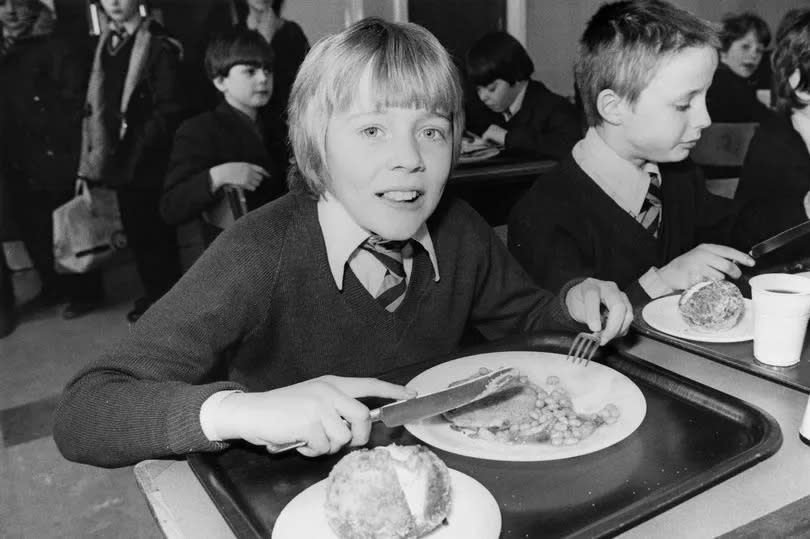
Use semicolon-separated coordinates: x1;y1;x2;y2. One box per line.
508;155;767;305
54;193;580;467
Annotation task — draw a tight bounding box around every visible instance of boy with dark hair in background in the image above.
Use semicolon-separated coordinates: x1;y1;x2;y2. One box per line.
161;27;286;246
464;31;580;160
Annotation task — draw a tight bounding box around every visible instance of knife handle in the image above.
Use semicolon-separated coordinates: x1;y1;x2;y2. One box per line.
266;413;380;454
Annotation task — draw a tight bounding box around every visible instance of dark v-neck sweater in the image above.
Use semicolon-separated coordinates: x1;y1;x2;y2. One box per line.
508;155;752;306
55;192;578;467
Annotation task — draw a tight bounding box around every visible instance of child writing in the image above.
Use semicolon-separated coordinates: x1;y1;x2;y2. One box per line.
76;0;185;322
54;18;632;468
508;0;810;306
161;27;286;245
464;31;581;160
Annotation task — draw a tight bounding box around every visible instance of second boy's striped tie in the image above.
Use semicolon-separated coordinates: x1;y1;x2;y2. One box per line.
361;236;410;312
638;172;662;238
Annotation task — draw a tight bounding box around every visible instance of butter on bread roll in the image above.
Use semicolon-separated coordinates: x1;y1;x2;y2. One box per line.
324;444;452;539
678;280;745;331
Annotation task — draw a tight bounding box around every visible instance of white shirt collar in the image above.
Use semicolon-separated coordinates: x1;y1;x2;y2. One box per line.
572;128;661;217
508;81;529;118
317;194;440;290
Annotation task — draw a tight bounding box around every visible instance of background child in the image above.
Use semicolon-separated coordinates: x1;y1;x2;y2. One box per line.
706;12;772;123
161;27;286;246
0;0;89;335
508;0;809;306
54;17;631;468
464;31;581;160
75;0;186;322
736;11;810;264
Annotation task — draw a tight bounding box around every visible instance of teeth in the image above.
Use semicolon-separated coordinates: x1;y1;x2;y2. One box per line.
381;191;419;202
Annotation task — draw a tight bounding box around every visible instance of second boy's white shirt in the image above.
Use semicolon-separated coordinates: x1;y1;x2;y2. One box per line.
200;194;441;442
573;128;674;299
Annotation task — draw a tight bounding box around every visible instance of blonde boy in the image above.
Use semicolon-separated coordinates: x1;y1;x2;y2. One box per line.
508;0;808;305
55;18;631;468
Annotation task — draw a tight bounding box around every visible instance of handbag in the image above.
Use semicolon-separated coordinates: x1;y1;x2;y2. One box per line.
53;179;127;273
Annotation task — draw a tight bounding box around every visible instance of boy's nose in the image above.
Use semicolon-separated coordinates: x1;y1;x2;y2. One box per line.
389;135;425;172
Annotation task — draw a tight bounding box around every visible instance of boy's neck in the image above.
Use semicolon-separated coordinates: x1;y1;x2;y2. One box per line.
114;15;143;35
594;124;651;169
224;96;259;121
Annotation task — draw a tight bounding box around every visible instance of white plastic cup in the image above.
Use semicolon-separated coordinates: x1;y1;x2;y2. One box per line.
749;273;810;367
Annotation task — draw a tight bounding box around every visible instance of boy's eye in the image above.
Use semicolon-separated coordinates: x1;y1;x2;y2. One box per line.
421;127;447;141
361;126;383;138
675;103;691;112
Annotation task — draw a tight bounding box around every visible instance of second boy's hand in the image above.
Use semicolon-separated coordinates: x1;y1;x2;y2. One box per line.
657;243;755;291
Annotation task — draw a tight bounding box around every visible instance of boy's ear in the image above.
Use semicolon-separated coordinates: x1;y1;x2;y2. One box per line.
595;89;625;126
789;69;810;104
212;76;227;93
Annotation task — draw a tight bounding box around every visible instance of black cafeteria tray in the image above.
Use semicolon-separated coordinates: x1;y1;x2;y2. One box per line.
187;333;782;539
634;304;810;394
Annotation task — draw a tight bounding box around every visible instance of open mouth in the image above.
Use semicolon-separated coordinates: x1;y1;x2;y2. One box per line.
376;190;423;203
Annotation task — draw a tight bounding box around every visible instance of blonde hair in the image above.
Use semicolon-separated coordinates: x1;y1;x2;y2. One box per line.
287;17;464;197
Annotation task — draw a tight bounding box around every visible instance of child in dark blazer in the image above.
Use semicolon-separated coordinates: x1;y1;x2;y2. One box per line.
464;31;581;161
161;28;286;246
75;0;186;322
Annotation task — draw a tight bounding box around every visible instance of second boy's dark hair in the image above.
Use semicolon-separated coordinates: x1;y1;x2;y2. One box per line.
204;27;274;80
575;0;719;127
466;32;534;86
772;10;810;113
720;12;771;51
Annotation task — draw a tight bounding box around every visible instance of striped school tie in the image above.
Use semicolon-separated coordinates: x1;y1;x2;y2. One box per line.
361;236;410;312
638;172;662;238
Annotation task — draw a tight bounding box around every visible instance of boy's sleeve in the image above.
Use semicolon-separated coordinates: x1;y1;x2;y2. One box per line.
140;37;186;157
53;224;278;468
461;206;582;340
160;118;220;225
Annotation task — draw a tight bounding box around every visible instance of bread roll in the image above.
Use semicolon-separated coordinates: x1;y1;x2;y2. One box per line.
324;444;452;539
678;280;745;331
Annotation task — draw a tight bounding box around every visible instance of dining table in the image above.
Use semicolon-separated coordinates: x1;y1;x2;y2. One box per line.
446;155;557;226
134;329;810;539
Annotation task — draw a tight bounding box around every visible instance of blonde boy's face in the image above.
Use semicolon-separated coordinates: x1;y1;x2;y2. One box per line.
323;74;453;241
618;46;717;165
99;0;139;24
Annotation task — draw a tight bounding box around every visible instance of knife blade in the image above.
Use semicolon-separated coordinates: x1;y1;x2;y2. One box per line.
749;220;810;259
265;367;518;453
369;367;519;427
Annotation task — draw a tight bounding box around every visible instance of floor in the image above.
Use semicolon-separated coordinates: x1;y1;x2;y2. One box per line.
0;233;204;538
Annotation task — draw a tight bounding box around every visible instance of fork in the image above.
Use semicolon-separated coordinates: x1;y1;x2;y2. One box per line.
566;330;603;366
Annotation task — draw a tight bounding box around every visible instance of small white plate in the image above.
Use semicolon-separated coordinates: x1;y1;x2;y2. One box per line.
404;351;646;462
794;271;810;279
642;295;753;343
271;468;501;539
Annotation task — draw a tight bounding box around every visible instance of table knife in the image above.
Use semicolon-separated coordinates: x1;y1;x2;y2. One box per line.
749;220;810;259
266;367;518;453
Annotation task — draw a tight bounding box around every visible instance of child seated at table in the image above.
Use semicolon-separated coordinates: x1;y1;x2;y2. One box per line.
160;27;287;245
508;0;810;306
463;31;581;160
53;18;632;468
736;10;810;263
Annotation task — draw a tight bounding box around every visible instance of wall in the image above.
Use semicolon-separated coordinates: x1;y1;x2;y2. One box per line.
283;0;347;44
526;0;810;97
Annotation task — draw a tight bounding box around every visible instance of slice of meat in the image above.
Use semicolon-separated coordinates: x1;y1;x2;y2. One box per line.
442;383;538;429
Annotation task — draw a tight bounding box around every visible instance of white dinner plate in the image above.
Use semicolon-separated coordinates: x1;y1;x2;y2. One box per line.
404;351;646;462
642;295;753;343
794;271;810;279
271;468;501;539
458;147;501;163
